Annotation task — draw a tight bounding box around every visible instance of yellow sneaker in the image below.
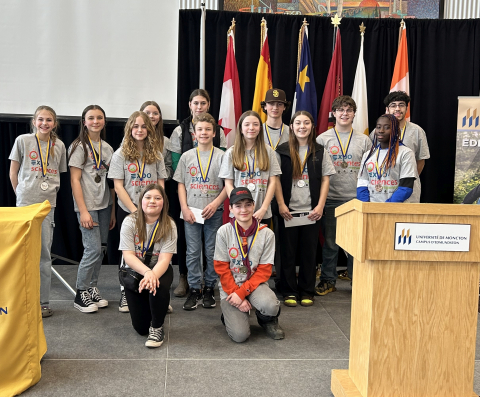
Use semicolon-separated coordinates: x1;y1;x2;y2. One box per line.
300;297;314;307
284;296;298;307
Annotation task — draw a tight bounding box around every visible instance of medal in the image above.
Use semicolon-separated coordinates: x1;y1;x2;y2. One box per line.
201;188;208;194
196;147;213;184
239;266;248;274
87;136;102;174
142;220;159;257
35;134;51;179
95;174;101;183
375;184;383;192
247;183;256;192
374;145;389;182
232;219;260;278
334;127;353;169
297;179;306;188
40;181;49;191
264;124;284;150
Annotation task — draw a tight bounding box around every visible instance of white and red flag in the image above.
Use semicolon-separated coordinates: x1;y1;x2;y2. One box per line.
218;29;242;148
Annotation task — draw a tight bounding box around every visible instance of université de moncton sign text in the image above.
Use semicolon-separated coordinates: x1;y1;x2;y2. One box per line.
394;223;471;252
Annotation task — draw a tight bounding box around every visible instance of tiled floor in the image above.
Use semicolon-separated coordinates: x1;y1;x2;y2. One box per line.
20;265;480;396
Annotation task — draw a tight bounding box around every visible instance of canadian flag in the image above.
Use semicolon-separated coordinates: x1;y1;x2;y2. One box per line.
218;30;242;148
390;21;410;120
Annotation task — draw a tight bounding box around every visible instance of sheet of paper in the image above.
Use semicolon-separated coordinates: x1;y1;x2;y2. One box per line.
180;207;205;224
284;211;315;228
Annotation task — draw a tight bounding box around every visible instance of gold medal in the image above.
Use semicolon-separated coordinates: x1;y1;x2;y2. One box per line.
375;184;383;192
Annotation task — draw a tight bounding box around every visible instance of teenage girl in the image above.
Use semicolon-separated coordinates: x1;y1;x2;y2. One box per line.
275;111;335;307
108;111;167;312
140;101;172;179
119;184;177;348
9;106;67;318
357;114;417;203
68;105;115;313
219;110;282;224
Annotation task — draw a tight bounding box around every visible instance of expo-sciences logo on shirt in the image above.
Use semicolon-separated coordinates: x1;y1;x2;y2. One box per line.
128;163;138;174
330;146;340;155
366;161;375;172
134;235;140;245
229;247;239;259
189;166;198;177
29;151;38;162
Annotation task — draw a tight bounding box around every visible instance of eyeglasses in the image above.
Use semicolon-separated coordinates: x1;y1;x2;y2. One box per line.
388;103;407;109
335;108;354;114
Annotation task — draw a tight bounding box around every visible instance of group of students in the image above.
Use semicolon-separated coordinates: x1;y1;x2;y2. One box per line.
8;87;429;348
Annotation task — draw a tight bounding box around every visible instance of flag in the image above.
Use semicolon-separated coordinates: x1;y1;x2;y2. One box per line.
317;28;343;135
390;21;410;120
218;30;242;148
351;29;369;136
292;26;318;125
252;19;272;123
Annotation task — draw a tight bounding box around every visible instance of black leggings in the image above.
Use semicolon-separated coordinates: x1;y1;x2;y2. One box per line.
124;265;174;334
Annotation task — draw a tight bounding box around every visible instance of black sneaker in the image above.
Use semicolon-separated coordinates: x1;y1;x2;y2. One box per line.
145;326;164;348
119;290;129;313
74;290;98;313
88;287;108;308
202;286;216;308
315;281;337;296
183;288;202;311
259;318;285;340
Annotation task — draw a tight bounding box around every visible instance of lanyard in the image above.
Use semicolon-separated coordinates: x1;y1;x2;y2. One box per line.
264;124;284;150
334;127;353;160
245;149;256;178
136;156;146;181
375;145;389;180
400;125;406;141
141;220;159;257
87;136;102;171
35;134;51;177
233;220;260;261
301;147;310;174
196;147;213;182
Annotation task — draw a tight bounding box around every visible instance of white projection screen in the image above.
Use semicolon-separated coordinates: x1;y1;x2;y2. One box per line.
0;1;179;120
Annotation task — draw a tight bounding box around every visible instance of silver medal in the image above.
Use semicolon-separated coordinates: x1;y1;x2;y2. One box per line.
297;179;306;188
40;181;49;191
247;183;256;192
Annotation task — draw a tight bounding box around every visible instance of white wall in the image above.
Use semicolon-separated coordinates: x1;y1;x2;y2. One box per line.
444;0;480;19
0;1;179;119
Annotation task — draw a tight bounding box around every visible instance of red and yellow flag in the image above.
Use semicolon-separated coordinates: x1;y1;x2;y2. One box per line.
252;18;272;123
390;21;410;120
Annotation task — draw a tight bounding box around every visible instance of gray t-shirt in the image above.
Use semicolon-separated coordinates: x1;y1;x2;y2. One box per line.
169;123;227;154
288;147;336;211
219;145;282;219
9;134;67;207
173;147;225;210
370;121;429;203
68;139;114;212
317;129;372;201
262;123;290;150
357;145;417;202
119;215;177;269
214;222;275;299
108;148;167;213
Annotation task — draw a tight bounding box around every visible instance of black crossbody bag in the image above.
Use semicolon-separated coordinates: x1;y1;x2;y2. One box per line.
118;245;154;293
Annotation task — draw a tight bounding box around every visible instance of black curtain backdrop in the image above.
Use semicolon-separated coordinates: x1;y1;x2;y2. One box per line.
0;117;177;265
177;10;480;204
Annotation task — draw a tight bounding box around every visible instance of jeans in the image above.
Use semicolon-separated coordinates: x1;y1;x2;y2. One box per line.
220;283;280;343
76;206;111;290
184;209;223;290
40;208;55;305
320;199;353;283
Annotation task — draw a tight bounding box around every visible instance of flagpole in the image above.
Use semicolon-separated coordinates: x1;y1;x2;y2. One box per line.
199;2;206;89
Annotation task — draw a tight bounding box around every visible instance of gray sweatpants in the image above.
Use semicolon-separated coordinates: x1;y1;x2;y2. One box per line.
40;208;55;305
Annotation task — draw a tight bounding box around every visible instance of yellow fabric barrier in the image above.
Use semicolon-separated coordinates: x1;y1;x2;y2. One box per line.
0;201;50;397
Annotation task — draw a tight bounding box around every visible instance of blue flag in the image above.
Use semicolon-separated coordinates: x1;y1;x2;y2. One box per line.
294;27;318;125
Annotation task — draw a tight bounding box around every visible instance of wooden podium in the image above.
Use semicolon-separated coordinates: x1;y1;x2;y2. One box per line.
331;200;480;397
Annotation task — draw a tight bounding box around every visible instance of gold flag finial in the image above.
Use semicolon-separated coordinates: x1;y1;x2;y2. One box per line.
260;18;267;54
302;18;309;27
331;13;342;28
359;22;366;35
400;19;405;28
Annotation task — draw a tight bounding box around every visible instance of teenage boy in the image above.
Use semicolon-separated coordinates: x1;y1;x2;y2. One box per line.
214;188;285;343
261;88;291;293
316;95;372;294
370;91;430;203
173;113;227;311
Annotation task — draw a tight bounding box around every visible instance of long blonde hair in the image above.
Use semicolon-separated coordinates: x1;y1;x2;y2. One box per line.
289;111;317;179
122;111;161;164
133;184;173;246
232;111;270;172
139;101;164;153
32;105;58;159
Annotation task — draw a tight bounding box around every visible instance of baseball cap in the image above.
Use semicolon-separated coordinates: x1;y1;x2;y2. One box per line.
229;187;254;205
264;88;288;104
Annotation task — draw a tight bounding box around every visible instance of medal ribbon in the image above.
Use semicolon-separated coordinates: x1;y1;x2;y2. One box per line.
400;125;406;141
234;220;260;262
374;145;389;180
245;149;256;178
334;127;353;162
87;136;102;171
264;124;284;150
196;147;213;182
136;156;146;182
301;147;310;174
35;134;51;177
141;220;159;257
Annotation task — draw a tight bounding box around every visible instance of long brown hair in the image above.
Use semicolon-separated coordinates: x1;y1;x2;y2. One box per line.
134;184;173;245
122;111;161;164
289;111;317;179
32;105;59;159
68;105;107;164
139;100;164;153
232;111;270;172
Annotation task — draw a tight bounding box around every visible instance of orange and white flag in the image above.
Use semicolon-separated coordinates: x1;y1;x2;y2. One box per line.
390;21;410;120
